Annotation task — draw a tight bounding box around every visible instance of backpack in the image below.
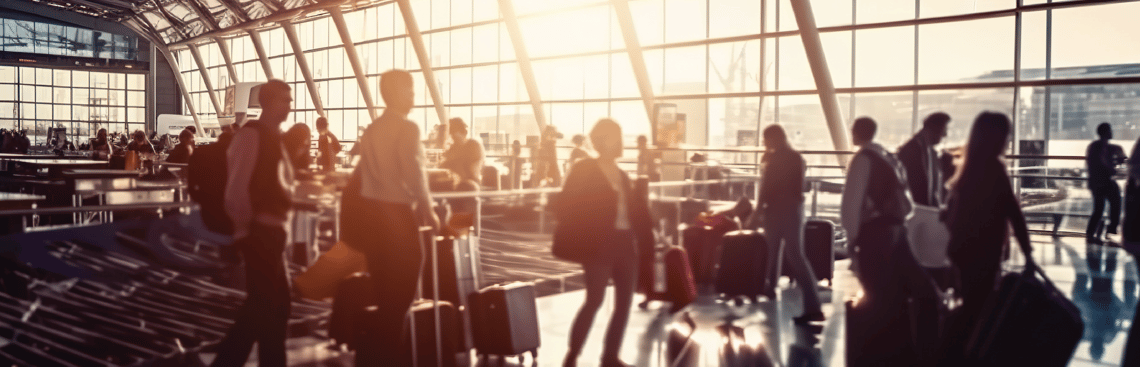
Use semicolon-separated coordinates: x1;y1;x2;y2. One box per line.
188;134;234;235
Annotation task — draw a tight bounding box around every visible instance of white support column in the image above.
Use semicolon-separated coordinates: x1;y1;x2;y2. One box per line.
329;7;379;121
612;0;657;124
188;43;226;122
396;0;448;127
789;0;851;167
214;36;240;85
496;0;548;130
156;46;204;135
282;21;326;117
247;29;275;79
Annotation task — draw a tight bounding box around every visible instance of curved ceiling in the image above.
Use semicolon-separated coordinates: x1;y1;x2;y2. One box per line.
19;0;357;47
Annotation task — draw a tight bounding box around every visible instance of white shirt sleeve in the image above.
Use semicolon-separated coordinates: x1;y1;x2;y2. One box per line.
224;129;258;239
841;153;871;245
398;122;434;214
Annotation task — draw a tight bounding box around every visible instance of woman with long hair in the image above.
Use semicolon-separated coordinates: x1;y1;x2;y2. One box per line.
940;111;1032;361
556;119;653;367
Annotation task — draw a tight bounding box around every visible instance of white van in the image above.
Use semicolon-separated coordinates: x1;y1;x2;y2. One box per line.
156;114;222;143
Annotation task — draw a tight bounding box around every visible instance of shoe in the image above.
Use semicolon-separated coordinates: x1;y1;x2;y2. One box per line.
793;311;825;325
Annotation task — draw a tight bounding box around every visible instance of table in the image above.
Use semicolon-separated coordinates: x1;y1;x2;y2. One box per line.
0;192;45;233
9;159;108;177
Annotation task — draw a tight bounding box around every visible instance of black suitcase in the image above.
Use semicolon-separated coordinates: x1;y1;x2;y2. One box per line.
797;219;835;284
716;230;768;302
355;299;461;367
329;272;380;350
420;235;479;350
845;299;918;367
964;261;1083;367
468;282;541;364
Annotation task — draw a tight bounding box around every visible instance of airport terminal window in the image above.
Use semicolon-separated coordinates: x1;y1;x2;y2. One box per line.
170;0;1140;166
0;65;143;144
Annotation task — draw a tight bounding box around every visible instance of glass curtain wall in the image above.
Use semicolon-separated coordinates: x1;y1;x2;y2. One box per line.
173;0;1140;165
0;65;146;146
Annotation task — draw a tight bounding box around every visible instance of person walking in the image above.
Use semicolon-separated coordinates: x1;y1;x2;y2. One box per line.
940;112;1033;363
747;124;824;325
315;117;341;172
212;79;295;367
557;119;653;367
346;70;440;366
899;112;951;207
1086;122;1128;243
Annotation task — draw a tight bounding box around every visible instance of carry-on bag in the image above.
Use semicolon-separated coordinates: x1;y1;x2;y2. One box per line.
640;242;697;312
794;219;835;284
468;282;541;364
329;272;380;350
964;249;1083;367
716;230;768;302
294;241;368;301
681;217;739;283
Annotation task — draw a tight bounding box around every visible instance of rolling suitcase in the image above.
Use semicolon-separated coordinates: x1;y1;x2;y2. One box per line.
716;230;768;302
640;245;697;312
356;299;462;367
468;282;541;364
964;256;1082;367
681;217;739;283
797;220;835;285
420;234;479;351
329;272;380;350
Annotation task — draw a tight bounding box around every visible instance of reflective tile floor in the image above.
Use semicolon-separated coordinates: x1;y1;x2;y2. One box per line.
242;234;1138;366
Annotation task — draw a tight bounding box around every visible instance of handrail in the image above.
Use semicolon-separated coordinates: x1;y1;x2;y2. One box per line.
0;202;195;217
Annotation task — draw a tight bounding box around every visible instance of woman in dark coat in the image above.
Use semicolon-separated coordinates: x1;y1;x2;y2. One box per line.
555;119;653;367
940;112;1033;362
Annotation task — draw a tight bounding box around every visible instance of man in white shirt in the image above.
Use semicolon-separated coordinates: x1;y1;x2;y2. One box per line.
349;70;440;366
841;117;938;365
213;79;295;367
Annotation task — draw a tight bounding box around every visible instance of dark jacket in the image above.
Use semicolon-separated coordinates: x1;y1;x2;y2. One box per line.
759;148;805;213
554;158;654;260
898;135;943;206
945;160;1030;268
247;121;293;219
1087;140;1126;189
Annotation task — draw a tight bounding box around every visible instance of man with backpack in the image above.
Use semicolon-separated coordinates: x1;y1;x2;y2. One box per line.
209;79;296;367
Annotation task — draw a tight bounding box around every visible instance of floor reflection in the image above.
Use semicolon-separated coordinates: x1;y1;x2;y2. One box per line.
529;235;1138;367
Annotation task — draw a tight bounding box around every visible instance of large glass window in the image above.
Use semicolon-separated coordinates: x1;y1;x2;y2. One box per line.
1;65;144;145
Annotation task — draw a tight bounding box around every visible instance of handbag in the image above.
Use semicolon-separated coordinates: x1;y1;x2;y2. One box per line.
293;241;368;301
904;204;951;268
552;223;591;263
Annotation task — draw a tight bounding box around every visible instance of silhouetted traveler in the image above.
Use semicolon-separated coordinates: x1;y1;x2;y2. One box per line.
1123;137;1140;367
1086;122;1127;243
1125;137;1140;248
91;128;112;160
509;140;523;189
440;117;484;187
439;117;483;222
166;129;195;164
842;117;937;365
283;123;312;172
558;119;653;367
315;117;341;172
899;112;951;207
211;80;295;367
126;130;156;155
940;112;1032;363
351;70;440;367
533;125;562;187
747;124;824;325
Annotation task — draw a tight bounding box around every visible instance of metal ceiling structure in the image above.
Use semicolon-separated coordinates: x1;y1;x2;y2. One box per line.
21;0;321;47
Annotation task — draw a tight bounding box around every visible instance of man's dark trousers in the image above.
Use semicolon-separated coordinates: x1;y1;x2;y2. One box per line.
211;223;291;367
